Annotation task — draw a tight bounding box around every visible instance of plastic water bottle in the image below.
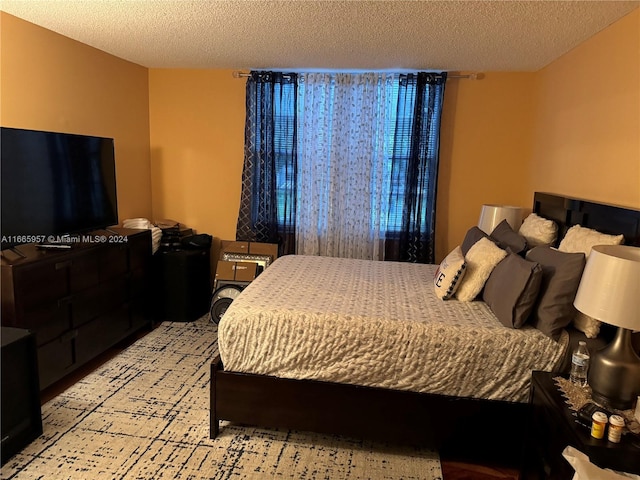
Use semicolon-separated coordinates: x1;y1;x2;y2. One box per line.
570;341;590;387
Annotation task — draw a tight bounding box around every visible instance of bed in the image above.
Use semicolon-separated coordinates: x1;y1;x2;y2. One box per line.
210;192;640;465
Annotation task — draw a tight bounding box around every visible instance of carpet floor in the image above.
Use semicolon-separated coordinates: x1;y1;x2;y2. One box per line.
2;318;442;479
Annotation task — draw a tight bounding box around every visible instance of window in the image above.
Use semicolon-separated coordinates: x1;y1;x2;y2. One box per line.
239;71;446;262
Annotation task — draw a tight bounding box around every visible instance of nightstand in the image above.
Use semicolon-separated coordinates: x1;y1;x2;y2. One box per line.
1;327;43;465
152;246;212;322
524;371;640;479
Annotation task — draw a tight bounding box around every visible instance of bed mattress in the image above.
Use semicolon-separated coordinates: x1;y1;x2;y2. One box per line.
218;255;568;402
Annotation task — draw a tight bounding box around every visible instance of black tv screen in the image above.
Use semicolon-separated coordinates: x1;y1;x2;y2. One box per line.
1;127;118;247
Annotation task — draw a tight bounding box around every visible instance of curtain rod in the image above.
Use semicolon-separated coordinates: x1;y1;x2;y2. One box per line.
232;71;481;80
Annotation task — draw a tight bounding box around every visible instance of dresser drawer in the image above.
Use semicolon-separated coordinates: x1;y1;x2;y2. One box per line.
12;262;69;309
99;245;129;281
72;278;129;327
37;335;75;390
12;254;100;310
75;306;130;364
68;254;100;292
20;304;71;346
128;234;151;271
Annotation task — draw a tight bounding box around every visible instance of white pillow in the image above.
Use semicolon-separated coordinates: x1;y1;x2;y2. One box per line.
573;312;601;338
519;213;558;247
434;246;467;300
558;224;624;257
558;224;624;337
455;237;507;302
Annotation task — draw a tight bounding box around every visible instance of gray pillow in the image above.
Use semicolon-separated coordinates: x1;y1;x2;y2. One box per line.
483;253;543;328
461;226;490;256
525;246;586;340
490;220;528;255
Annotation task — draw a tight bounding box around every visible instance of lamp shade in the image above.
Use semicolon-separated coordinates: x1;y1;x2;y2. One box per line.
573;245;640;331
477;205;523;234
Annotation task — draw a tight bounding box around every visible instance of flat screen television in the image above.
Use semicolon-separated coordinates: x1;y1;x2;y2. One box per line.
1;127;118;249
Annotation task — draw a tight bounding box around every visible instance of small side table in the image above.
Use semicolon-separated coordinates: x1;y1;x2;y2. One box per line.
152;246;212;322
1;327;43;465
524;371;640;479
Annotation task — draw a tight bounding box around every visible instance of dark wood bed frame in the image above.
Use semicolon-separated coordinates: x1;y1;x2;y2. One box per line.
210;192;640;467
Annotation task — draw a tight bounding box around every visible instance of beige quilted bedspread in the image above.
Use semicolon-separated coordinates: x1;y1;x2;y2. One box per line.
218;255;567;402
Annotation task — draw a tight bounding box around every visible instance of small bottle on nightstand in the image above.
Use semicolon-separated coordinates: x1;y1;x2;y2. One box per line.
591;411;608;439
570;341;590;386
608;415;625;443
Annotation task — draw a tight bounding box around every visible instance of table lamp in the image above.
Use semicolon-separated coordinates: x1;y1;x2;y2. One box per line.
477;204;523;234
573;245;640;410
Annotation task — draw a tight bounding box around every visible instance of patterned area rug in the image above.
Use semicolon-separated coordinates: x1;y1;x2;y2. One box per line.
2;318;442;479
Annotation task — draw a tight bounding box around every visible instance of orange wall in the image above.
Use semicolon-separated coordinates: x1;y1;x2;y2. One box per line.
148;69;246;251
0;13;152;222
437;73;535;259
531;9;639;209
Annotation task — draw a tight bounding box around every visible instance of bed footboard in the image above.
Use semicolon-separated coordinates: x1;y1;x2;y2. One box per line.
210;356;527;466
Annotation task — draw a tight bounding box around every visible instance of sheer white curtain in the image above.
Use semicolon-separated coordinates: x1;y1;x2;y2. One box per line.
295;73;398;260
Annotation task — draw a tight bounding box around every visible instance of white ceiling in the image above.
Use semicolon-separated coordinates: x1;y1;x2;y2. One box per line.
1;0;638;72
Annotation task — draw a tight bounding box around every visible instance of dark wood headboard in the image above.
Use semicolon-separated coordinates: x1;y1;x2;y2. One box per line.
533;192;640;247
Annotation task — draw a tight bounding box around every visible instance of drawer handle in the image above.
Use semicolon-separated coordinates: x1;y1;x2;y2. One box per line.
55;260;73;270
57;296;72;307
59;329;78;342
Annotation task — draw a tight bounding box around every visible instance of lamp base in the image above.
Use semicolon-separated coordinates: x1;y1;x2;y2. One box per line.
588;327;640;410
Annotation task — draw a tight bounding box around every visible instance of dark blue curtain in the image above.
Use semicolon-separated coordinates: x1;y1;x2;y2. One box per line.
385;72;447;263
236;72;298;255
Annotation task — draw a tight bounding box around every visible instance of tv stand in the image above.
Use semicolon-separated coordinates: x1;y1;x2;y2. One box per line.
1;228;152;390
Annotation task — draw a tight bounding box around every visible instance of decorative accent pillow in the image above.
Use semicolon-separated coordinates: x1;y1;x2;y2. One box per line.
573;312;601;339
483;253;543;328
461;226;490;256
490;220;528;255
558;224;624;257
558;224;624;337
433;246;467;300
456;237;507;302
526;246;586;340
519;213;558;248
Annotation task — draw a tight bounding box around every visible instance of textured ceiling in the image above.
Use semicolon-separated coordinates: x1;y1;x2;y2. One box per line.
1;1;638;71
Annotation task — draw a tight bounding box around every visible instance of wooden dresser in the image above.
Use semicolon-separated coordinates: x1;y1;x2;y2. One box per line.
1;228;152;390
